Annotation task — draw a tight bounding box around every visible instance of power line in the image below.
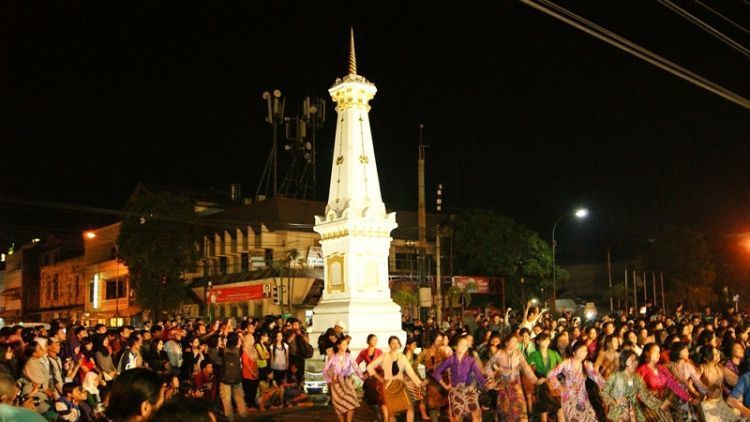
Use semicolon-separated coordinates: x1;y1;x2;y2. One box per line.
691;0;750;35
519;0;750;109
658;0;750;59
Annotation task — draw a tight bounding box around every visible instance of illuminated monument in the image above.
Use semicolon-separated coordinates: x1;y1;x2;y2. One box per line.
309;29;405;352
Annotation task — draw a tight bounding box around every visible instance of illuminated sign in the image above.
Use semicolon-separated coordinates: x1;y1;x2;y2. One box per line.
452;276;490;293
92;274;101;309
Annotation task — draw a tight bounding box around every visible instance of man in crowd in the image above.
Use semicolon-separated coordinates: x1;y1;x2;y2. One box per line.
165;328;184;376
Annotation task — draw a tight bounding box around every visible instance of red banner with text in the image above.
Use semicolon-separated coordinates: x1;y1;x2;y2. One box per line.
209;284;269;304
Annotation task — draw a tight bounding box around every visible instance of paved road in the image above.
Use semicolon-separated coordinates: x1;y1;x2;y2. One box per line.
246;404;498;421
247;405;379;421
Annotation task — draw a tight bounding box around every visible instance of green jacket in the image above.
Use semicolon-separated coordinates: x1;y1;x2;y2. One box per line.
526;349;562;377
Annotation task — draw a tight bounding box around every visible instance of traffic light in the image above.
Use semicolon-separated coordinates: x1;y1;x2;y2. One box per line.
272;283;280;305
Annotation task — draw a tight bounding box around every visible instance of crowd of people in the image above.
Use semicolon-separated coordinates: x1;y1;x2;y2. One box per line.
2;300;750;421
323;301;750;422
0;316;314;421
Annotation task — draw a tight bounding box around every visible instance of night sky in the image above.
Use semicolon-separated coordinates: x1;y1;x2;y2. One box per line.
1;1;749;263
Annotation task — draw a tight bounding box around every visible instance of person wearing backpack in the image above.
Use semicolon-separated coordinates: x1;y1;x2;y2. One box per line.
286;318;314;385
219;332;247;421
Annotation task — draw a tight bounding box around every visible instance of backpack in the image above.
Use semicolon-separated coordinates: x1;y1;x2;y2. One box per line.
221;348;242;385
301;340;314;359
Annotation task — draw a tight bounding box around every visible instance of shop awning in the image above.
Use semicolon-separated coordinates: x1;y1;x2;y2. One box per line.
0;287;21;300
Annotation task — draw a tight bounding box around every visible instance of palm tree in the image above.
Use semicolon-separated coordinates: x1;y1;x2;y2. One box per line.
392;289;418;319
448;281;477;320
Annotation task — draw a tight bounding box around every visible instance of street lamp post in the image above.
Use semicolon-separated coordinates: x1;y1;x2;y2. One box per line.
85;231;122;324
551;208;588;315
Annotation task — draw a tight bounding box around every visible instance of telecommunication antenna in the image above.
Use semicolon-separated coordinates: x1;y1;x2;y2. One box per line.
279;96;327;199
256;89;286;200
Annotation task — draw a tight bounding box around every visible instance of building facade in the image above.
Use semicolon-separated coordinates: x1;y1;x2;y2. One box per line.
82;223;134;327
38;257;86;322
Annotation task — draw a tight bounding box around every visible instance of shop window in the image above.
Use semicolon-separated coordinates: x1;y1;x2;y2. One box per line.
219;257;228;275
241;253;249;272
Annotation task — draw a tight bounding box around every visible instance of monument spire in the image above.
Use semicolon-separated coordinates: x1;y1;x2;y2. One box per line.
348;26;357;75
309;28;404;354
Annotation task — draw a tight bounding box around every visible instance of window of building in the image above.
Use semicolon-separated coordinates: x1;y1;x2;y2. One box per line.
105;279;126;300
53;274;59;301
75;276;80;299
264;249;274;267
230;306;238;317
219;256;228;275
241;253;249;272
203;261;209;277
395;253;414;271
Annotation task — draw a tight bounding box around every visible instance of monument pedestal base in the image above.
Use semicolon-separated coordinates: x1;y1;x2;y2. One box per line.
308;298;406;356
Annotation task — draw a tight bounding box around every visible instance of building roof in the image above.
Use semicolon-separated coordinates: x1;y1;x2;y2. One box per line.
201;197;447;240
203;197;322;233
130;182;234;208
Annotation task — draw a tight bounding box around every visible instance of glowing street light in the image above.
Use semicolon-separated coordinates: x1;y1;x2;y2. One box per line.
84;231;97;239
551;208;589;314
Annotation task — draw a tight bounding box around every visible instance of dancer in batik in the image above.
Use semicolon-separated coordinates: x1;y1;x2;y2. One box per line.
323;337;364;422
433;336;487;422
696;345;743;422
367;336;423;422
637;343;692;422
356;334;387;420
418;332;451;418
602;350;670;422
485;332;544;422
526;333;563;422
547;341;605;422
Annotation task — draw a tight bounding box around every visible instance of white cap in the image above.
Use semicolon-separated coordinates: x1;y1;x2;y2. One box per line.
335;321;346;330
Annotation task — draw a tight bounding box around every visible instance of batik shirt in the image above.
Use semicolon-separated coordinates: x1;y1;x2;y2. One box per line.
601;370;663;422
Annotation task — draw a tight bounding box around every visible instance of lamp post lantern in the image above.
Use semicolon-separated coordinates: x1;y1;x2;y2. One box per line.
551;208;588;315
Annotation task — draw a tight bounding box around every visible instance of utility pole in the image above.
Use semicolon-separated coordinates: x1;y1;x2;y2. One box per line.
607;247;613;312
435;224;443;326
624;269;629;313
417;124;428;319
633;270;638;314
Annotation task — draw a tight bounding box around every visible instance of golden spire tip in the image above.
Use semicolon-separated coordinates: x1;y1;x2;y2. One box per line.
348;26;357;75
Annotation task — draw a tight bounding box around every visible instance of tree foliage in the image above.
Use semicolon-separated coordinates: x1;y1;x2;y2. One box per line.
646;226;717;308
452;209;565;305
117;191;198;319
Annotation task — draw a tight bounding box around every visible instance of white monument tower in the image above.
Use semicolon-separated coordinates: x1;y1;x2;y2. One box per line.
310;28;405;352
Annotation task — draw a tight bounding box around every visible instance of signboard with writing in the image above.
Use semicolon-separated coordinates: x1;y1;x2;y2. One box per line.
210;284;268;303
452;276;490;293
307;246;325;268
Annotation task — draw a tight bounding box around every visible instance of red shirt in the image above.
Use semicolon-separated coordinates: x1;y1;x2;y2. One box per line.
241;350;259;380
636;364;690;401
194;370;217;401
356;347;382;366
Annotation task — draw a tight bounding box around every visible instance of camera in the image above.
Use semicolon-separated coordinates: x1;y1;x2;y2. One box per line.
18;394;41;407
